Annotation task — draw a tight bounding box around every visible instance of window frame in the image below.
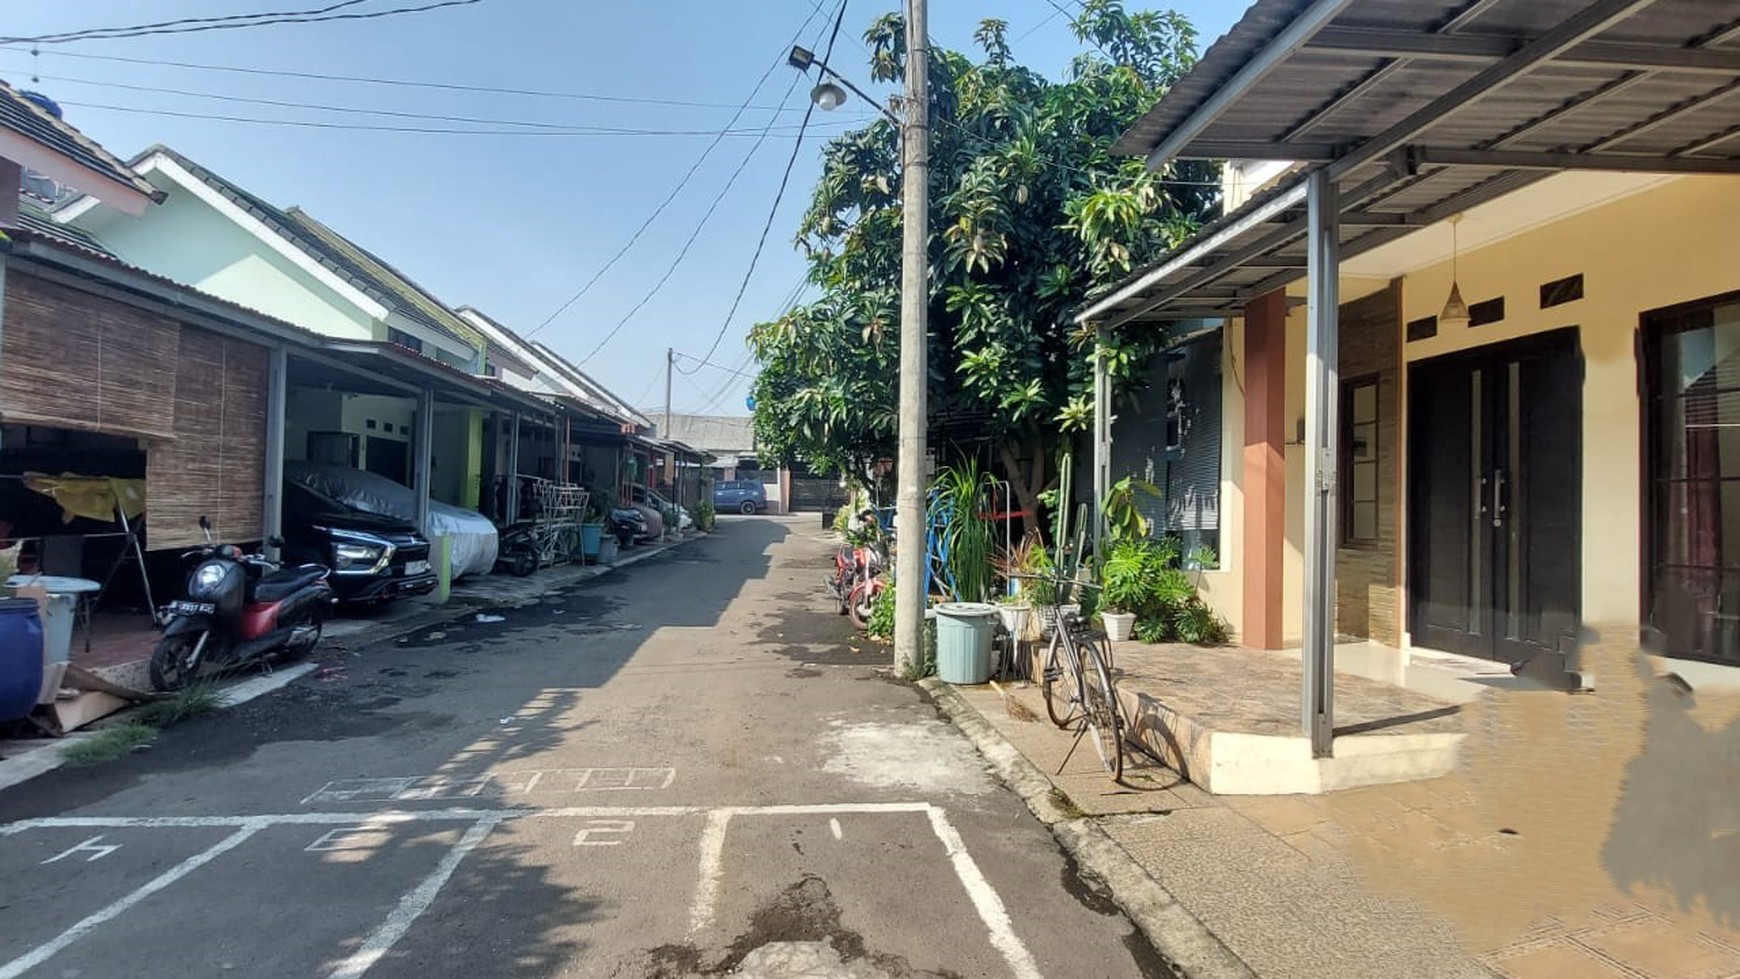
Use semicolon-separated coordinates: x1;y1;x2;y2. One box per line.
1340;374;1381;547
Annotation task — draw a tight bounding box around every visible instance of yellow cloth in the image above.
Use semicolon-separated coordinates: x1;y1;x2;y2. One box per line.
23;474;147;524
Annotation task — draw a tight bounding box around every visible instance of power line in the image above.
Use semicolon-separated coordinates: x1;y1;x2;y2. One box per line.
673;352;757;380
4;0;483;45
51;99;851;137
6;48;813;113
521;3;833;346
687;0;847;370
19;73;868;133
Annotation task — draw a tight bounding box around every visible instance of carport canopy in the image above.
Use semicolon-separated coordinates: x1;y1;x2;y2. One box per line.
1077;0;1740;332
1072;0;1740;757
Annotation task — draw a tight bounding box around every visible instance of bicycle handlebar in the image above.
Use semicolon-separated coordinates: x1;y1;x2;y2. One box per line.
1005;572;1100;591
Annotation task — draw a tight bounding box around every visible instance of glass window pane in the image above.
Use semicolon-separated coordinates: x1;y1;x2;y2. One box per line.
1353;422;1377;462
1353;382;1377;423
1353;461;1378;502
1353;502;1378;541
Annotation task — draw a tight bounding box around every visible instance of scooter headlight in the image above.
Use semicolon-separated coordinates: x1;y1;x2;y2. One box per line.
193;562;227;591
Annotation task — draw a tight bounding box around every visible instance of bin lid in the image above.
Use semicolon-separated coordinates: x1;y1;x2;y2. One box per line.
935;602;998;618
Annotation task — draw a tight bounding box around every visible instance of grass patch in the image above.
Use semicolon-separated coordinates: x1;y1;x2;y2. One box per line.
132;684;222;728
1049;787;1087;820
62;723;159;767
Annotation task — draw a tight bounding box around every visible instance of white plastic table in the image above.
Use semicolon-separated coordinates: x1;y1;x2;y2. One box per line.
6;575;101;654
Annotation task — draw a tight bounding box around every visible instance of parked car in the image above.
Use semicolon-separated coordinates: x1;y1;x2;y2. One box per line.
281;481;437;604
714;479;768;514
638;487;694;531
286;462;498;577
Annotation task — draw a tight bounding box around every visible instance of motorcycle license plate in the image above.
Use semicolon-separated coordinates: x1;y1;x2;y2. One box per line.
404;560;431;576
169;600;216;616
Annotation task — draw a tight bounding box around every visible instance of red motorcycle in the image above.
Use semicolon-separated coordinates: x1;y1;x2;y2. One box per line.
827;509;888;630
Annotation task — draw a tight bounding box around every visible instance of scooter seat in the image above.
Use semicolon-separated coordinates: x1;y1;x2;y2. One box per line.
253;565;329;603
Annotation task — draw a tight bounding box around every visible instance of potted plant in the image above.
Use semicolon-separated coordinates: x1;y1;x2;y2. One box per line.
1098;539;1153;642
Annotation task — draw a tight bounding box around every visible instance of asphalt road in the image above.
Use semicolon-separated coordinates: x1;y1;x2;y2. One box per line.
0;515;1171;978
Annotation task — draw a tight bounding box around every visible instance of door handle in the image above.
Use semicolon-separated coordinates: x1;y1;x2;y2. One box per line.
1491;469;1507;528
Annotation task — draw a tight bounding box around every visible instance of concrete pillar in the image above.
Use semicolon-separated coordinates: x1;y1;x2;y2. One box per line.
262;347;288;560
1242;289;1288;650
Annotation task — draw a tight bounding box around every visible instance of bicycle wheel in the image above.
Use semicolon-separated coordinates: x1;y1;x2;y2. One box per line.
1041;628;1080;728
1079;636;1125;781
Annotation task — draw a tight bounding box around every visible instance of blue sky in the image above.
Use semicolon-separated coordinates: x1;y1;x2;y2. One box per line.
1;1;1241;416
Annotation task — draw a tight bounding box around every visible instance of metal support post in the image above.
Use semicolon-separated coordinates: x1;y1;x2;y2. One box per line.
506;412;522;524
892;0;931;674
413;388;434;535
1092;326;1113;559
1302;169;1340;757
262;347;288;561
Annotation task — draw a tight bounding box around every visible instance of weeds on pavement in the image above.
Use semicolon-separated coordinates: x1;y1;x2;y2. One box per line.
62;723;158;766
61;684;223;767
133;684;222;727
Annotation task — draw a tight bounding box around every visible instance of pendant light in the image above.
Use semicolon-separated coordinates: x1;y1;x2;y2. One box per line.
1439;215;1471;330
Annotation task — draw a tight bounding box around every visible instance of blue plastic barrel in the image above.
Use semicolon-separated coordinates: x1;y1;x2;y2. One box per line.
580;523;604;559
0;597;45;722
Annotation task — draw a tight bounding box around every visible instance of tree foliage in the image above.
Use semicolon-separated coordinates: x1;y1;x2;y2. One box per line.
749;1;1218;510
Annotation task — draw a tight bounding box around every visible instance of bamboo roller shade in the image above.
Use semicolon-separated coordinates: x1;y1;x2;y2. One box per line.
150;328;268;549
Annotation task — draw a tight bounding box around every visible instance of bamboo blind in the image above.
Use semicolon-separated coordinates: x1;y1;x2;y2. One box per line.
149;328;268;549
0;270;179;439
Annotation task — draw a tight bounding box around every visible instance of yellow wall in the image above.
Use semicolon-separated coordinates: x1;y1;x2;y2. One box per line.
1195;317;1245;637
1198;175;1740;649
1396;175;1737;638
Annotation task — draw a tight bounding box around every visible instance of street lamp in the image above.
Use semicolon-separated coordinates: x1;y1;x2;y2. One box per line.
786;4;929;675
787;45;900;124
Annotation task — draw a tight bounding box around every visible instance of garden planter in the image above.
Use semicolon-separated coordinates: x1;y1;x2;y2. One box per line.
995;603;1030;637
1101;611;1136;642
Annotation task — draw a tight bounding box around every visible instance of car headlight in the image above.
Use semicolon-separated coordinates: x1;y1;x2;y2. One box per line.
334;542;384;570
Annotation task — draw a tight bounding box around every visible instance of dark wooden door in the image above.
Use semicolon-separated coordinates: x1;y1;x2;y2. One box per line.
1408;328;1582;663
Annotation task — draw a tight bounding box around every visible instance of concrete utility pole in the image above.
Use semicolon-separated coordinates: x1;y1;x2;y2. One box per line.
663;347;674;440
892;0;930;674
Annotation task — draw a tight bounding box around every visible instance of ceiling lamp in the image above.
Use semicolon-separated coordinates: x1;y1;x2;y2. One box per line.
1439;215;1471;330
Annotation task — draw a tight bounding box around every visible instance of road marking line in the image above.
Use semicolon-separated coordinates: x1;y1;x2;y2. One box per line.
1;802;934;834
0;824;263;979
925;807;1044;979
829;818;843;840
40;835;121;864
689;809;732;936
325;816;500;979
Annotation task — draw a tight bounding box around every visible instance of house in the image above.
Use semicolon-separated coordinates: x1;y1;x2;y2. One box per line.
54;145;554;528
1073;0;1740;752
656;413;827;513
456;305;659;519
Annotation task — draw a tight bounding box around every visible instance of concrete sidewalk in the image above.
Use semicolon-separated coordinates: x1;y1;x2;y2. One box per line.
926;635;1740;979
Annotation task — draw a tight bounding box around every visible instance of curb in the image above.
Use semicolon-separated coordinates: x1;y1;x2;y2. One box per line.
918;677;1257;979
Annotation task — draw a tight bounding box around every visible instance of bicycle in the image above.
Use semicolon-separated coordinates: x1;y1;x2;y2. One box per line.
1012;574;1126;782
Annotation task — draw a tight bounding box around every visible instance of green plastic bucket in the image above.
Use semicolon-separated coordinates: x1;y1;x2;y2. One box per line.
934;602;998;684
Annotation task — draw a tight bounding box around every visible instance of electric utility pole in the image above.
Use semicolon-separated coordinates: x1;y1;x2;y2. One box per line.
663;347;674;439
893;0;930;674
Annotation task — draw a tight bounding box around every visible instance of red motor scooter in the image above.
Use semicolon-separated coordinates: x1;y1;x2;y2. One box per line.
827;509;888;630
151;516;335;691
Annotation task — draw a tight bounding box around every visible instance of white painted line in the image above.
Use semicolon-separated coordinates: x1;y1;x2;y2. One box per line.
216;662;318;707
1;801;936;836
0;737;87;794
829;818;843;841
689;809;732;936
326;816;499;979
925;807;1044;979
0;824;262;979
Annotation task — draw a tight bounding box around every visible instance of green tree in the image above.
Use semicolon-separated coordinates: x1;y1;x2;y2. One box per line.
749;1;1218;516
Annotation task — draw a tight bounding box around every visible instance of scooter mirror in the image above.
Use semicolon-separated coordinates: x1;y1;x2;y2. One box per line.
267;535;285;549
198;515;211;530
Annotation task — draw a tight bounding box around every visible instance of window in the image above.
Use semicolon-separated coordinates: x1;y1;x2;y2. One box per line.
1644;293;1740;664
1341;377;1379;544
387;327;423;353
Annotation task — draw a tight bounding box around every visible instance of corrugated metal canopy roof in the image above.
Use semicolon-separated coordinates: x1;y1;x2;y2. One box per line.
1081;0;1740;328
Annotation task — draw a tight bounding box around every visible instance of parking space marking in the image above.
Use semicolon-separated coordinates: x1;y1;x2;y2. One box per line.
0;824;262;979
0;802;1041;979
40;835;121;864
927;807;1043;979
324;816;500;979
301;767;677;805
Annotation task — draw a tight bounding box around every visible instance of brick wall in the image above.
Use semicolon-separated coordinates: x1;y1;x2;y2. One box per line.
1336;283;1401;644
